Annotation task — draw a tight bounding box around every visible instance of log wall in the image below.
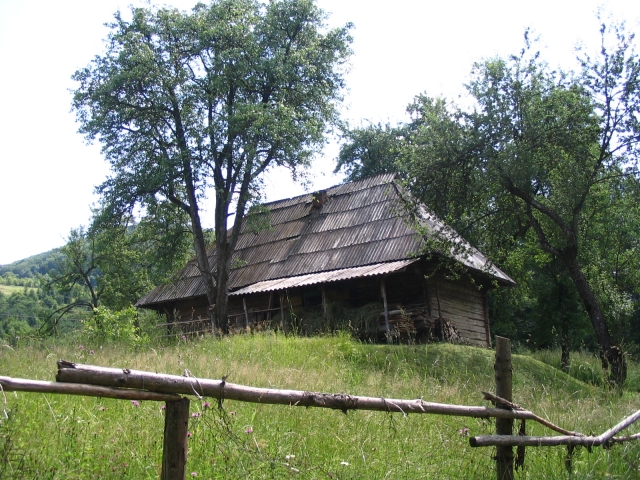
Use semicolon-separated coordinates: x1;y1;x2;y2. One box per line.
426;275;489;347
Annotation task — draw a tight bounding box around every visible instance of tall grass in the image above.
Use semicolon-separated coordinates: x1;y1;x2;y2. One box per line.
1;333;639;478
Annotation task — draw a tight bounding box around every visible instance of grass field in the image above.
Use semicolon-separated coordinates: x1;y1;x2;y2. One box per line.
1;333;639;479
0;284;37;296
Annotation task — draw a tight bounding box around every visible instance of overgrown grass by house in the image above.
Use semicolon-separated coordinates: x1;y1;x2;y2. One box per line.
1;334;639;479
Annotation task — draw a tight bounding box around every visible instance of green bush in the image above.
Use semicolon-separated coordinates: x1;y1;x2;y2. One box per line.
82;306;147;345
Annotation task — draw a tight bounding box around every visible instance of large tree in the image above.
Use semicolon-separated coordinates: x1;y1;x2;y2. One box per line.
399;28;640;383
72;0;352;333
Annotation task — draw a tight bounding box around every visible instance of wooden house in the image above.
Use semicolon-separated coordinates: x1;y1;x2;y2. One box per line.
136;174;514;346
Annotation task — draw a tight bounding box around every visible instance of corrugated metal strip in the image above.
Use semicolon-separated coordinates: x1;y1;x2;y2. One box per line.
230;258;418;296
135;275;207;306
309;202;395;234
236;219;306;249
318;184;394;214
327;173;397;197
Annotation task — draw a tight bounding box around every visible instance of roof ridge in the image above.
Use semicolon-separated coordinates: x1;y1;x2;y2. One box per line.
260;173;397;210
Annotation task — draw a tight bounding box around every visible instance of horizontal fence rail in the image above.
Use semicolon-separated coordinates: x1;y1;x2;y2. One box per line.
0;375;181;402
56;360;537;421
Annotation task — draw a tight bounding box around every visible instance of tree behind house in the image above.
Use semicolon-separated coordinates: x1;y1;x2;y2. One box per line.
336;26;640;384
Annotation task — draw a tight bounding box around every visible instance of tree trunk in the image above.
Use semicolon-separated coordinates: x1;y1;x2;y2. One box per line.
175;103;217;322
211;186;236;336
192;222;216;306
214;239;232;335
560;324;570;374
562;255;626;384
559;284;570;373
212;165;254;336
187;208;217;334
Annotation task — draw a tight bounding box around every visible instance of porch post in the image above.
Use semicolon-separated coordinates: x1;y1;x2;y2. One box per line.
279;292;285;332
243;297;250;329
380;277;391;344
321;285;327;319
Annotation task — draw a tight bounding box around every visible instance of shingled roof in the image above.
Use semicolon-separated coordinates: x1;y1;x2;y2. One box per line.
136;173;514;308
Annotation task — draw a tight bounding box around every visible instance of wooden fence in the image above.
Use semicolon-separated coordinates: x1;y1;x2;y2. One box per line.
1;337;639;480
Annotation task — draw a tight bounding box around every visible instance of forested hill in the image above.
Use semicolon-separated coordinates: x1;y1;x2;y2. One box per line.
0;249;64;279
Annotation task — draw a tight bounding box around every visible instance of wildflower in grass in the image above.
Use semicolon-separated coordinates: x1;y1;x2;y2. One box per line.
458;427;470;436
78;345;84;350
160;405;166;411
99;406;106;411
203;402;210;409
181;335;186;340
191;473;198;476
187;432;192;438
89;350;94;355
131;400;140;407
245;427;253;434
230;411;236;415
191;412;200;418
340;462;349;466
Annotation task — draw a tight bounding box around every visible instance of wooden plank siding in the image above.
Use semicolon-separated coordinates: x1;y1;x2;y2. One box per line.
426;275;489;347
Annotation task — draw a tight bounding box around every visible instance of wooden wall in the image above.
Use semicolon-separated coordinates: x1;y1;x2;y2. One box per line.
425;275;490;347
151;266;491;347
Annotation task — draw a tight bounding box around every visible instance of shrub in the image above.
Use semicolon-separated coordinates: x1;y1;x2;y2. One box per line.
83;306;146;345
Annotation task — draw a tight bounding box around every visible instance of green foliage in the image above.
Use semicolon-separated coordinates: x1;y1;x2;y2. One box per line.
72;0;354;330
334;122;403;182
336;24;640;373
41;207;194;335
0;290;44;341
0;249;64;279
244;204;273;235
82;306;146;345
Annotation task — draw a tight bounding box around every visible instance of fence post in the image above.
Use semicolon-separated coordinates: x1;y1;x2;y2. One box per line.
161;397;190;480
495;336;513;480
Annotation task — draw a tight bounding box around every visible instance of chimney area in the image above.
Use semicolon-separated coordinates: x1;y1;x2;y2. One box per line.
311;190;329;209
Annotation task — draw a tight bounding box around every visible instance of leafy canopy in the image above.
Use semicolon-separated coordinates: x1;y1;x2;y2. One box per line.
72;0;353;331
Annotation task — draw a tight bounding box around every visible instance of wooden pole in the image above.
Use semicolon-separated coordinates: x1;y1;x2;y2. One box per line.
483;294;492;347
473;408;640;448
279;292;285;332
434;279;444;341
380;277;391;343
57;361;534;419
0;375;180;401
243;297;250;329
161;397;190;480
495;336;514;480
321;285;327;319
471;431;640;447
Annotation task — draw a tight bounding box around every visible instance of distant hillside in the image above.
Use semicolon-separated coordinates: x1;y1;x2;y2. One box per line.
0;249;64;279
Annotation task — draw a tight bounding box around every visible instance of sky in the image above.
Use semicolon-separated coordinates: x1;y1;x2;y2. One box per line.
1;0;639;265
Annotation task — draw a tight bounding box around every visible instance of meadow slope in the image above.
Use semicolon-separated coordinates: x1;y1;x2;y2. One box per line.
1;334;639;479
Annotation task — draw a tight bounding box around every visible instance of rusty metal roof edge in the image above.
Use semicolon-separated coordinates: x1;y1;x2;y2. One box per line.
135;291;207;308
229;258;419;296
